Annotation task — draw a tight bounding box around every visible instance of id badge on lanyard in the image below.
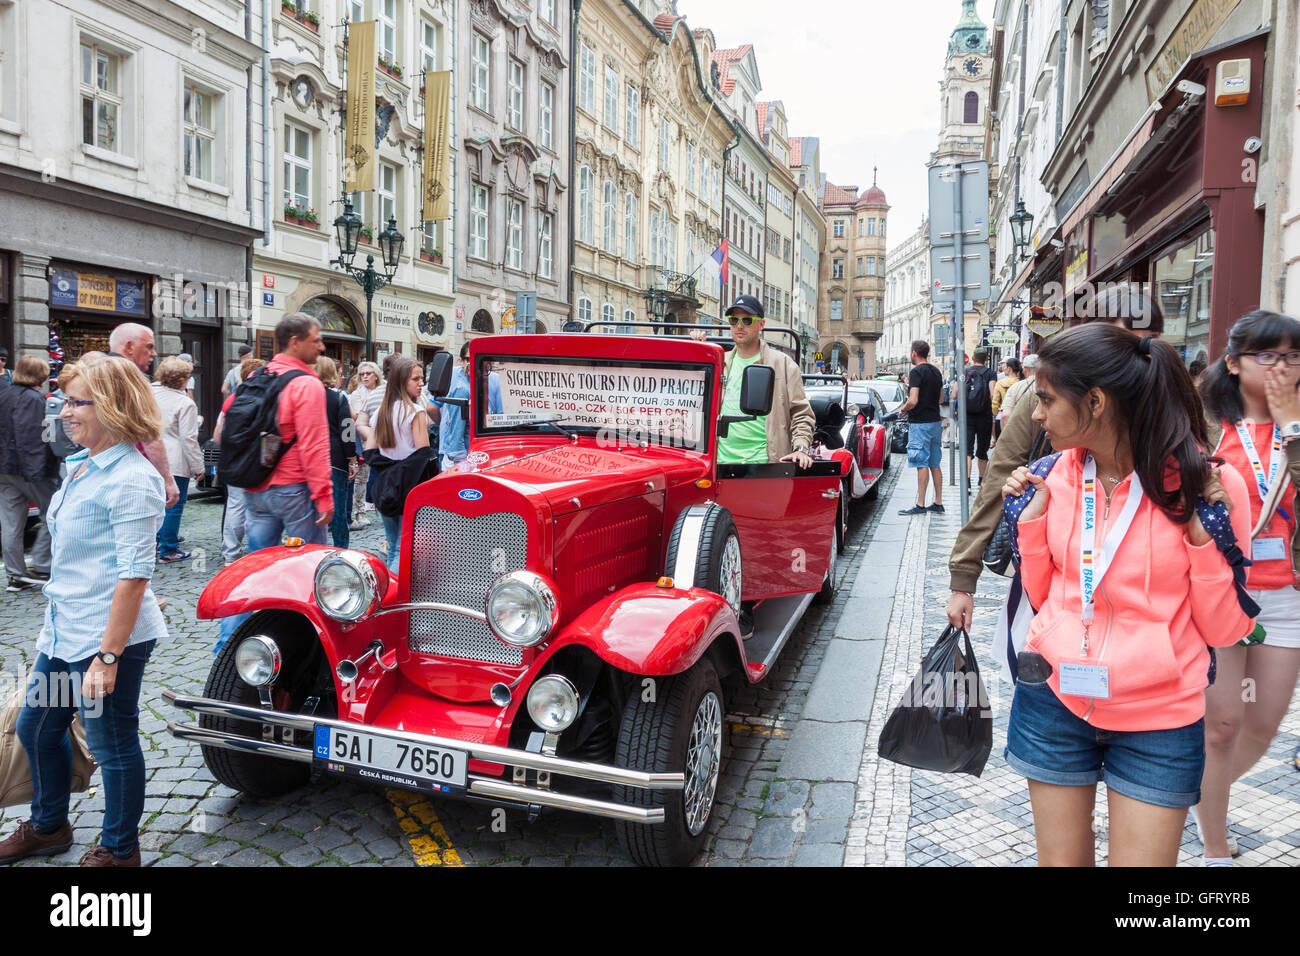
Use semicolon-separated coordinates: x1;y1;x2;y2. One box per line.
1234;420;1292;524
1070;457;1145;698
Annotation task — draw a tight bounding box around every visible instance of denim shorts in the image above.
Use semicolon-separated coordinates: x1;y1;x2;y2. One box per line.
1004;680;1205;809
906;420;943;468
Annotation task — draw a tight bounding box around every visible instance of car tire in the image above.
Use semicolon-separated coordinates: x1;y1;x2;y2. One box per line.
613;659;725;867
865;476;880;502
835;485;847;554
663;504;742;615
199;610;334;798
814;528;837;605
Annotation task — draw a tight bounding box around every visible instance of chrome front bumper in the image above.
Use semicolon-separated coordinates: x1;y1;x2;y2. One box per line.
163;690;682;824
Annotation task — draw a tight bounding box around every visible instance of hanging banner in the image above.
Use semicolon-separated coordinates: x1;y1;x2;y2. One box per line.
422;70;452;221
345;21;376;192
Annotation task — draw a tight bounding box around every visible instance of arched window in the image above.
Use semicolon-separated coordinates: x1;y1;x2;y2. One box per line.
619;307;635;334
577;297;592;324
534;319;548;334
963;91;979;124
472;309;494;333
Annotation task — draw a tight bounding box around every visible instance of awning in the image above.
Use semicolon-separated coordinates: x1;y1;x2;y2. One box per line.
1060;109;1159;238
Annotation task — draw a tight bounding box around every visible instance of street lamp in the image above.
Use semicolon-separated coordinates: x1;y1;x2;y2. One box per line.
1009;199;1033;261
334;200;404;361
643;287;669;330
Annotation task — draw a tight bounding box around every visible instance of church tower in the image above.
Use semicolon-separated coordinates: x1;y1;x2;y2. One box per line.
930;0;992;166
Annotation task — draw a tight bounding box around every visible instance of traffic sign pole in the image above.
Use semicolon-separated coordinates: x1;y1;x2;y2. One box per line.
952;165;970;524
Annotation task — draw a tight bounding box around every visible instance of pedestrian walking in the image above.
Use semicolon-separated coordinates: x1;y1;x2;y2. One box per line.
348;360;383;527
315;356;357;549
963;348;998;485
363;356;430;571
991;357;1024;441
1194;310;1300;866
897;339;945;515
220;344;253;397
151;356;204;562
0;357;166;866
999;324;1255;867
0;348;12;388
213;355;264;564
0;355;59;591
105;323;179;509
999;353;1038;425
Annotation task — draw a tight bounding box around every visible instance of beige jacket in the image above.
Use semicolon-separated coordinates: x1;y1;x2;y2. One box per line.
723;342;815;461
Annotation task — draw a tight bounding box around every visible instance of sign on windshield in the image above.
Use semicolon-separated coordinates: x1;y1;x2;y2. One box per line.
482;358;711;451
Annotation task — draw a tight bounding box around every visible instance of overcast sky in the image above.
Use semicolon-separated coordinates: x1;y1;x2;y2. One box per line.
676;0;997;246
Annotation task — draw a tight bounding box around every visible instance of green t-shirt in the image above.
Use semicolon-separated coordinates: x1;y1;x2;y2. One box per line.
717;353;768;464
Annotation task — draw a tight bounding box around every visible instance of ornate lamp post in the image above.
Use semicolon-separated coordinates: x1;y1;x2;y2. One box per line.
1009;199;1033;262
334;200;405;360
643;287;669;330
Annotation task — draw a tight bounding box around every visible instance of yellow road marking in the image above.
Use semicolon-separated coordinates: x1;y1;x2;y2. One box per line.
727;722;789;738
386;789;465;866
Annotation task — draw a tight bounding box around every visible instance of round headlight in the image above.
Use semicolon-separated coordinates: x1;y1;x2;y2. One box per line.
485;571;559;648
526;675;579;732
314;552;380;622
235;635;282;688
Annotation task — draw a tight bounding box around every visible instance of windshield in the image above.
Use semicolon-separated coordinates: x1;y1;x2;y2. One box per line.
477;356;714;452
867;381;906;406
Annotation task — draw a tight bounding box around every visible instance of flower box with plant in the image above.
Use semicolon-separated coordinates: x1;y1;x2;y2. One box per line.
358;226;374;244
419;246;444;263
377;55;403;79
280;2;320;31
283;202;319;226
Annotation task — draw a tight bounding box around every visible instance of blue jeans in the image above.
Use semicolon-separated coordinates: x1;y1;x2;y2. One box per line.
329;468;350;549
17;641;155;857
381;513;401;572
156;475;190;555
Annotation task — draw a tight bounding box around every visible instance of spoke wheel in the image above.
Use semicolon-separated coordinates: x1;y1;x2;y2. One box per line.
719;534;742;613
683;691;723;835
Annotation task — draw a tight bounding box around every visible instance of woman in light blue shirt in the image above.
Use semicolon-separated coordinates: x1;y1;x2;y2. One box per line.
0;357;166;867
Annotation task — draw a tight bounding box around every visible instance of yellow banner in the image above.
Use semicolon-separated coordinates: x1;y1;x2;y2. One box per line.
345;21;376;192
423;71;451;221
77;274;116;311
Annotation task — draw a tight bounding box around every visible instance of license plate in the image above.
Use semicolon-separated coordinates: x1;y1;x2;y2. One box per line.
314;726;468;792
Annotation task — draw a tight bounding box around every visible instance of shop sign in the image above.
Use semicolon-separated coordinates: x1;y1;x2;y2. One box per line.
50;268;147;316
1026;309;1064;338
374;295;413;329
1145;0;1240;101
1063;226;1088;295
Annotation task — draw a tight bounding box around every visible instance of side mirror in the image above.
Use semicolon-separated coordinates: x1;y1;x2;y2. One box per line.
860;403;876;423
739;364;774;417
426;351;454;397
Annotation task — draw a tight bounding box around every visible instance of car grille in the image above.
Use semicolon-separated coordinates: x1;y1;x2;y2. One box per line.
408;507;527;664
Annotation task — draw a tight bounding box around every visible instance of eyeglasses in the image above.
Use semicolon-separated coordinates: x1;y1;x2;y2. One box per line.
66;399;95;408
1241;351;1300;367
726;315;756;326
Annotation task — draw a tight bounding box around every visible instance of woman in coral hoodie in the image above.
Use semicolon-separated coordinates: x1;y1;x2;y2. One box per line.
1193;310;1300;865
1002;324;1255;866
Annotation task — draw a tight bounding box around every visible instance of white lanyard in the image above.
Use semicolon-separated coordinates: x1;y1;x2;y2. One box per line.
1079;456;1144;640
1233;420;1287;501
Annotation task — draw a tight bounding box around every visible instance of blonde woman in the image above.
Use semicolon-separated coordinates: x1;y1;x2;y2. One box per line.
349;360;383;526
152;356;203;561
0;358;166;867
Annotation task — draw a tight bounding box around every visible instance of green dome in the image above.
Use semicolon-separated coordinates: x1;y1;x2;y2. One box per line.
948;0;989;57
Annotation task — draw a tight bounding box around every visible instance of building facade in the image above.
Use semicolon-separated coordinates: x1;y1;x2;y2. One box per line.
789;135;825;368
817;178;888;377
0;0;264;434
758;101;797;334
881;217;931;373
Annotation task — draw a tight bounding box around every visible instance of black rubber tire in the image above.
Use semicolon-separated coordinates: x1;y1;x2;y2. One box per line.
663;504;742;614
199;610;332;798
865;472;881;502
835;488;847;554
613;659;724;867
814;531;837;605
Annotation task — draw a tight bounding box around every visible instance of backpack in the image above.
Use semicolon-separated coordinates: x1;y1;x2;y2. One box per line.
965;366;992;415
217;367;307;488
44;394;81;458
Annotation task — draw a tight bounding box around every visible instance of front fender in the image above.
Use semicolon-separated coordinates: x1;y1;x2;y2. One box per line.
540;582;742;678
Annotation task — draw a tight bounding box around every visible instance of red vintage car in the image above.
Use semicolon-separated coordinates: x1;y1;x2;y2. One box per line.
165;328;842;866
804;375;891;551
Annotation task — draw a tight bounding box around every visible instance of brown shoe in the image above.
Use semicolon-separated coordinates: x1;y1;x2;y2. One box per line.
0;820;74;864
80;845;141;867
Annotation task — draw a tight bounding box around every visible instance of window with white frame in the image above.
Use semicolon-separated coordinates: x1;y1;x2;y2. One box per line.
620;307;635;334
664;217;676;270
602;180;617;254
470;183;488;259
506;198;523;270
80;41;124;152
658;117;670;170
578;43;595;114
508;59;524;130
540;0;555;26
867;218;877;236
711;164;720;209
624;192;637;261
539;81;554;150
577;297;592;324
603;64;618;133
472;34;490;112
866;256;876;275
377;0;396;62
183;85;216;182
687;142;696;194
686;228;696;275
420;18;439;73
538;212;553;278
602;303;615;327
831;299;842;321
378;161;397;227
282;121;312;209
833;219;845;238
866;298;876;319
625;83;639;147
577;165;593;244
648;206;661;267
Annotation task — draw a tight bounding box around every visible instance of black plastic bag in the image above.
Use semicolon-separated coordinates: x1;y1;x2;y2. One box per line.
878;625;992;776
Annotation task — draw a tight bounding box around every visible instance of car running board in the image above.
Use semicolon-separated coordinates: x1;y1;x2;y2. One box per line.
742;592;815;681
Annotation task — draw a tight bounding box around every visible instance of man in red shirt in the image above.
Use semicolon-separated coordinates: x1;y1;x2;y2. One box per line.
243;313;333;549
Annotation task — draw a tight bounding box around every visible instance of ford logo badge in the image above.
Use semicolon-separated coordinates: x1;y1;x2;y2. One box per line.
458;489;483;501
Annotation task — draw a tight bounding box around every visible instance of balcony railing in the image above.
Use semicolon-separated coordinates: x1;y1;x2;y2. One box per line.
655;269;697;301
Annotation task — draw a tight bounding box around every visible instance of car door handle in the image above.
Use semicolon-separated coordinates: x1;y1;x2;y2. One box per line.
822;489;840;499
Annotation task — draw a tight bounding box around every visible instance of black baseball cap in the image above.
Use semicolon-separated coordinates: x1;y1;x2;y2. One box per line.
724;294;765;318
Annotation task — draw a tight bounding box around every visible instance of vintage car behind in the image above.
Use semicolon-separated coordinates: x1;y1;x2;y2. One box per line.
166;330;842;866
804;375;890;549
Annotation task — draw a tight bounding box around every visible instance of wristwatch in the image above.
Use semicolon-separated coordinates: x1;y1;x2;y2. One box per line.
793;443;810;454
96;650;119;665
1280;420;1300;444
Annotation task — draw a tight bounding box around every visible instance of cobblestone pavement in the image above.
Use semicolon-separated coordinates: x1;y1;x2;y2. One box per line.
849;465;1300;867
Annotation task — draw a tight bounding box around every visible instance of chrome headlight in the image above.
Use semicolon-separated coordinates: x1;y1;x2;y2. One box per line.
235;635;282;688
485;571;559;648
313;551;380;622
526;675;579;732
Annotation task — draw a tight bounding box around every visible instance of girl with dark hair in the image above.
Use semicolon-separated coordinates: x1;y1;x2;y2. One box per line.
1000;323;1255;866
1194;310;1300;866
362;357;430;571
